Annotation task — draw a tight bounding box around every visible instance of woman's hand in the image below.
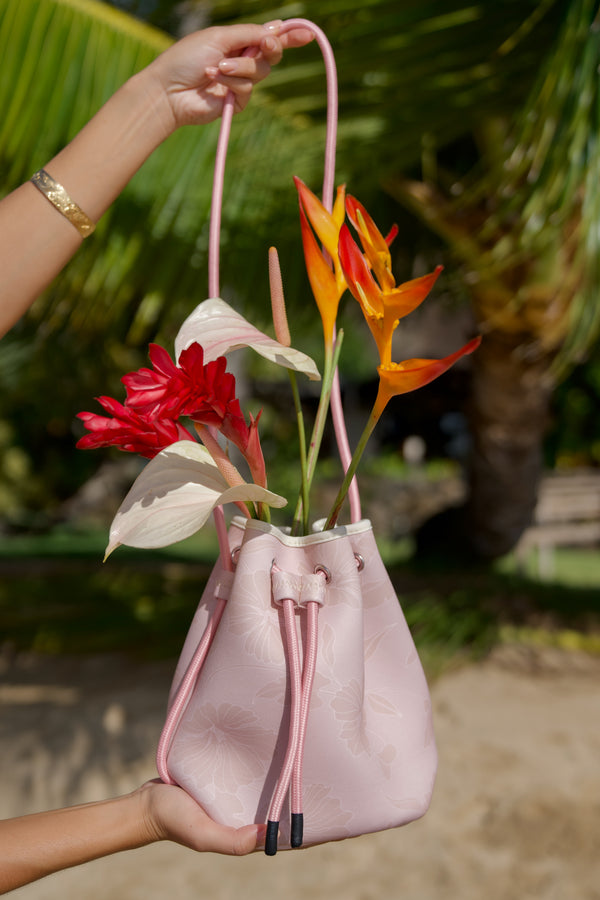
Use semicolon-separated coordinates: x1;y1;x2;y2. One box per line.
146;22;314;133
138;780;266;856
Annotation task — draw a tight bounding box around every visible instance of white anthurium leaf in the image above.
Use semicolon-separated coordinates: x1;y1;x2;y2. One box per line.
174;297;321;381
105;441;286;557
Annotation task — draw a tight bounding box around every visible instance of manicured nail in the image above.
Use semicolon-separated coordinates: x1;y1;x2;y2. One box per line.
264;19;282;32
205;66;219;78
262;36;277;52
218;59;237;74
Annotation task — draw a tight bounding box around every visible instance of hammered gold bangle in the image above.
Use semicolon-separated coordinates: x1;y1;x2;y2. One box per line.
30;168;96;238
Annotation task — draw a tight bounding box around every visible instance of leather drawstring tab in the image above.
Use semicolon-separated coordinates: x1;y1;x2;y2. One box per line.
267;564;327;854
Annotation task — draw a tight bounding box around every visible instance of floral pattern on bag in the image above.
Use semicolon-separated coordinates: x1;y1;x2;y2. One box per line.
179;702;275;793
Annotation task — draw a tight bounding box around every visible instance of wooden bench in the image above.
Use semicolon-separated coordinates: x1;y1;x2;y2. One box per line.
515;470;600;578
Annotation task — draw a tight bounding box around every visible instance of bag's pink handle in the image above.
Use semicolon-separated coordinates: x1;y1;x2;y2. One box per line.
207;47;259;562
207;19;361;528
277;22;361;524
156;577;232;783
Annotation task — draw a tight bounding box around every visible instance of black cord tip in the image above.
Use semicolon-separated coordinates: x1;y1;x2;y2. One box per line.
291;812;304;848
264;820;279;856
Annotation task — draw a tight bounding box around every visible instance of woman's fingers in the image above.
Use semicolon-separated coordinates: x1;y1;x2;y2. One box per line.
264;20;316;48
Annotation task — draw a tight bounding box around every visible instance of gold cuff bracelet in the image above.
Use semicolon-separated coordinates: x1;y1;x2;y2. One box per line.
30;168;96;238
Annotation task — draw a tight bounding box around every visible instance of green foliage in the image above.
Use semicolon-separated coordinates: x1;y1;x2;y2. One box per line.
547;349;600;468
2;0;571;346
473;0;600;370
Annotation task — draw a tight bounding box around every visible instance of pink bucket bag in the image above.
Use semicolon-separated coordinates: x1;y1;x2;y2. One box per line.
156;516;437;854
155;19;438;855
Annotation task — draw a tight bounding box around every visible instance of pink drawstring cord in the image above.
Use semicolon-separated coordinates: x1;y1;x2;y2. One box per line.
207;46;258;563
208;44;260;298
290;598;320;846
330;367;361;521
267;563;325;854
157;554;324;850
265;595;304;854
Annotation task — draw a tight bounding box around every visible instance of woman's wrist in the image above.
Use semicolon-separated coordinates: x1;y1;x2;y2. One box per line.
123;64;179;146
135;781;166;845
44;68;174;225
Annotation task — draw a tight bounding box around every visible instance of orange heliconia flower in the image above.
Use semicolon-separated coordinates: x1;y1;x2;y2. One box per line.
295;177;347;347
339;220;443;367
345;195;398;293
373;336;482;419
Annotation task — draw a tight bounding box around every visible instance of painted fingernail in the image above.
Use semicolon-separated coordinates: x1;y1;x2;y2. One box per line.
218;60;237;74
264;19;282;31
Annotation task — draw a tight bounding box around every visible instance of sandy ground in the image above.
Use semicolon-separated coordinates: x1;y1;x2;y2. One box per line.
1;644;599;900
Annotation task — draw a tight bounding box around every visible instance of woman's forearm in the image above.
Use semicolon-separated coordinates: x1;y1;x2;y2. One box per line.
46;69;174;224
0;69;171;336
0;781;264;893
0;791;150;894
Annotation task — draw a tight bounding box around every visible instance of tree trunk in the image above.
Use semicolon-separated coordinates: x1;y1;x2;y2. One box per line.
464;329;555;559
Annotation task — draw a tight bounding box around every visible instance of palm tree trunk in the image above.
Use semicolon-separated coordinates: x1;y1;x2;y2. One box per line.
464;330;554;558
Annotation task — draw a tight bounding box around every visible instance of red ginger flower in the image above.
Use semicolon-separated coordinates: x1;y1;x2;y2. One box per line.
76;396;194;459
123;343;250;453
77;342;266;487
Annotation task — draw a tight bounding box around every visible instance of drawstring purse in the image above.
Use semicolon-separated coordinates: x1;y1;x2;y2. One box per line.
157;516;437;854
155;19;437;855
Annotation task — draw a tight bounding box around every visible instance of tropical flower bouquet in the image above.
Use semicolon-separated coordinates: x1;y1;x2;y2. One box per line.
76;175;479;555
75;18;479;558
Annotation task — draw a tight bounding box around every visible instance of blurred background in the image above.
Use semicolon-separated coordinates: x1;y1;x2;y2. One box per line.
1;2;599;896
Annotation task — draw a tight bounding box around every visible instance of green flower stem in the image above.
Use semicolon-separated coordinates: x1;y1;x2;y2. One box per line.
292;332;344;535
288;368;309;529
323;391;383;530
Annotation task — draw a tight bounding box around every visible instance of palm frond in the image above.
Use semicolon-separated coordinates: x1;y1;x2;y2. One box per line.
403;0;599;371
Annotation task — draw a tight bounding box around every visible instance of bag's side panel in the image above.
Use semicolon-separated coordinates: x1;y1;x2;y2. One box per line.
165;519;246;708
165;526;289;828
308;526;436;842
164;563;223;708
